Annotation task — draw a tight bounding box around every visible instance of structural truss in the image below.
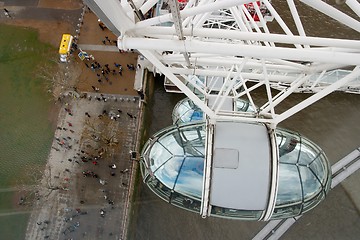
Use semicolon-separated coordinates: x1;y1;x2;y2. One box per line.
86;0;360;128
85;0;360;223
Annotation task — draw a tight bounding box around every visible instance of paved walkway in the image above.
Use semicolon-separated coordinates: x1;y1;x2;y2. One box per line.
78;44;119;52
25;92;140;240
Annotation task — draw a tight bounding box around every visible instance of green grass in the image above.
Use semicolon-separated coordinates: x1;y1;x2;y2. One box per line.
0;192;16;212
0;213;29;240
0;24;55;188
0;24;57;239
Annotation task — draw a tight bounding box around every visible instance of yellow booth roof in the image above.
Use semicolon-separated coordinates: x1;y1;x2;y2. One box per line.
59;34;73;54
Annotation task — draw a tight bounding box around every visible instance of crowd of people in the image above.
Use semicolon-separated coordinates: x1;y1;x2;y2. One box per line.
81;54;136;93
45;91;138;238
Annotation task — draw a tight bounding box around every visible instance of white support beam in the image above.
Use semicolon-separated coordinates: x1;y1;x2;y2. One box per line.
234;79;264;99
239;5;254;32
182;0;211;27
346;0;360;17
139;0;158;15
93;0;135;33
253;1;274;47
201;121;215;218
229;6;250;34
262;0;302;49
262;60;276;117
331;148;360;188
260;75;311;113
189;0;213;28
131;27;360;49
300;0;360;32
216;113;277;125
261;128;279;220
165;66;299;82
160;53;316;74
162;57;307;72
184;74;207;95
240;5;263;34
274;66;360;124
119;37;360;65
287;0;308;48
212;65;236;114
133;0;253;29
138;49;217;119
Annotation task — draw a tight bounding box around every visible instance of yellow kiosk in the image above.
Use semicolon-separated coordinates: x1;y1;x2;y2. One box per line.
59;34;73;62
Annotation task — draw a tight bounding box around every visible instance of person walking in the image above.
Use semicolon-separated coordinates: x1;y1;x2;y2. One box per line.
3;8;11;18
118;65;123;76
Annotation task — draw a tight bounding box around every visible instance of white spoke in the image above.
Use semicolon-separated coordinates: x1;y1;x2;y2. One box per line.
87;0;360;127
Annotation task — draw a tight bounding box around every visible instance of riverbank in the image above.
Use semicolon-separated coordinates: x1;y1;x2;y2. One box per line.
0;23;56;240
1;0;145;239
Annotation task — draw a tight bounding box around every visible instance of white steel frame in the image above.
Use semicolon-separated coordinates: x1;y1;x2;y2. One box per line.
88;0;360;219
87;0;360;128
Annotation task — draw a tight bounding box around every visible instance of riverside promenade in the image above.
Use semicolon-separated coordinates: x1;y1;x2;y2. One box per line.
25;92;141;240
12;1;146;239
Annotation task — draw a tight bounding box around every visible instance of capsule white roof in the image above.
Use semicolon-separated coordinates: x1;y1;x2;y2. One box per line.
210;121;271;210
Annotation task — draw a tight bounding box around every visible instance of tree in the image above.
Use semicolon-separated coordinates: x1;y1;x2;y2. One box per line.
36;56;82;100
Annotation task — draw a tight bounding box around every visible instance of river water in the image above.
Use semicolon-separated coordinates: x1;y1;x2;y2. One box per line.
0;24;55;239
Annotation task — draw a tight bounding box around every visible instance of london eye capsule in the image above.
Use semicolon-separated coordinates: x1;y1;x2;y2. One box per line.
140;99;331;220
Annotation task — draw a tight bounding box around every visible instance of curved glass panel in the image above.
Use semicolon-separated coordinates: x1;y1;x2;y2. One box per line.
299;166;322;199
235;98;255;112
141;120;331;220
277;130;301;163
174;157;204;200
180;127;204;143
171;192;201;212
158;132;185;156
274;128;331;219
146;176;171;201
154;156;185;190
310;152;329;186
182;136;205;157
298;138;319;166
141;122;206;203
276;164;302;205
172;98;203;124
272;203;302;219
140;159;147;178
211;206;263;220
177;104;193;123
148;141;172;172
303;191;325;212
172;97;256;124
